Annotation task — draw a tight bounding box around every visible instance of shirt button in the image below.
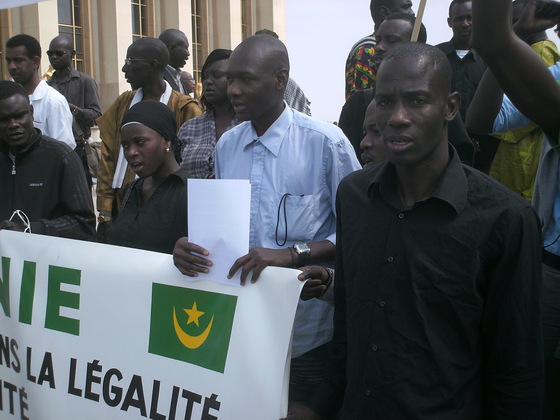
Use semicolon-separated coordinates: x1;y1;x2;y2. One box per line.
364;389;371;397
379;301;385;307
371;345;378;351
387;256;393;262
398;213;405;219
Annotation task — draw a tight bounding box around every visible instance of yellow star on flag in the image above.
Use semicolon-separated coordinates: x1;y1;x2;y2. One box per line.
184;302;205;327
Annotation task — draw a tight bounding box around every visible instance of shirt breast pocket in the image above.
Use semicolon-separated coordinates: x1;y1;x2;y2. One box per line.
272;192;319;244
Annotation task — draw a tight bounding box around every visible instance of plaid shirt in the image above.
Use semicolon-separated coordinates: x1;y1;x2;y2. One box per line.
285;77;311;116
178;111;239;179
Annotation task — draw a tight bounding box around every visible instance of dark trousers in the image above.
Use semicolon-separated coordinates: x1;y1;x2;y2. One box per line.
74;143;92;190
289;343;329;403
543;263;560;419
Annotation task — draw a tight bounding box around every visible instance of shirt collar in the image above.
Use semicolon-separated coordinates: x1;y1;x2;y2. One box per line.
166;64;182;78
367;146;468;214
439;39;482;62
29;80;48;100
242;102;292;157
51;67;80;82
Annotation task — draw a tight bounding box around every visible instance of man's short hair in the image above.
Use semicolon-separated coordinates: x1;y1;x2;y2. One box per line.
236;35;290;75
6;34;41;59
51;35;74;50
0;80;30;103
382;42;452;94
448;0;471;18
129;37;170;69
158;28;187;46
254;29;279;38
385;12;428;43
371;0;402;26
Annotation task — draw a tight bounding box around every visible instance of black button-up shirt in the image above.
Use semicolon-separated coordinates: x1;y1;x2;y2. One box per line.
109;167;188;254
310;149;543;419
436;41;487;120
48;68;103;140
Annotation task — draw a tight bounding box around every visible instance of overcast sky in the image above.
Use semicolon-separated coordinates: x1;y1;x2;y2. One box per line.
285;0;455;122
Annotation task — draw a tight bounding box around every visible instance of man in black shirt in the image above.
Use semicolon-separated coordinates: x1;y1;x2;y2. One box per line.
0;81;95;240
436;0;498;172
48;35;103;189
285;43;543;419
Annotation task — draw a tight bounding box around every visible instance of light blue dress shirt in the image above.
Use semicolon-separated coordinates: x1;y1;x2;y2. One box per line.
216;104;361;357
493;62;560;133
493;62;560;254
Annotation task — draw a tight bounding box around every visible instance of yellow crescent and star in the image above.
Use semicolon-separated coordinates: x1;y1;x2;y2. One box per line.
173;302;214;349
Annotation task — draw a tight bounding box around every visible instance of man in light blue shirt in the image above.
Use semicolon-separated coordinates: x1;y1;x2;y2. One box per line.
173;35;360;406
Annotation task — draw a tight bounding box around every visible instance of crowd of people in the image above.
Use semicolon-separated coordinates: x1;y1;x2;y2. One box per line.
1;0;560;418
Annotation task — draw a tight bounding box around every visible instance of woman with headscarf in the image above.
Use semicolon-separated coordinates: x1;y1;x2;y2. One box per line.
178;49;239;179
109;100;188;254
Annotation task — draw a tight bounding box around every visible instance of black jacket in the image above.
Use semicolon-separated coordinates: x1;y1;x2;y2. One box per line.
0;129;95;240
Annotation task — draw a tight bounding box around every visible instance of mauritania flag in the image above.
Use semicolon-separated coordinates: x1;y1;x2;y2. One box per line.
148;283;237;373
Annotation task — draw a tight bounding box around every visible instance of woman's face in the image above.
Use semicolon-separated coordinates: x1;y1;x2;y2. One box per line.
202;59;229;106
121;123;170;178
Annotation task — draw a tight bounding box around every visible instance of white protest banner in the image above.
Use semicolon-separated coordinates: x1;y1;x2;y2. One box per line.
0;230;303;419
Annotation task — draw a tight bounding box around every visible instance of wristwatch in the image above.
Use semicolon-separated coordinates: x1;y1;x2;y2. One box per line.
293;243;311;267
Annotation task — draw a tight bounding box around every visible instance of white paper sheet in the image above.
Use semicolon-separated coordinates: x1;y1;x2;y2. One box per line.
187;179;251;286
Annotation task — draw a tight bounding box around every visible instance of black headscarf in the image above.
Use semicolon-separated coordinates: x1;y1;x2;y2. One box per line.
121;100;177;143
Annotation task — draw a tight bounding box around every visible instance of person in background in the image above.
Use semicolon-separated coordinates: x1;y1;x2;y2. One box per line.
436;0;496;172
5;34;75;149
339;12;426;162
96;37;201;243
109;101;188;254
47;35;103;189
181;70;196;96
298;100;386;307
344;0;414;100
178;49;238;179
465;0;560;201
339;13;474;166
159;28;191;95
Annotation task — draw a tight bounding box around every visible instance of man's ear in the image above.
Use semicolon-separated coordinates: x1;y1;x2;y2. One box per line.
445;91;461;122
275;68;289;90
148;58;160;72
447;17;452;29
380;6;390;20
32;56;40;71
29;104;34;120
71;49;76;59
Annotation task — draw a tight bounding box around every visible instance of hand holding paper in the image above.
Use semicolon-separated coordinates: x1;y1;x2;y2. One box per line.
186;179;251;286
172;237;213;276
